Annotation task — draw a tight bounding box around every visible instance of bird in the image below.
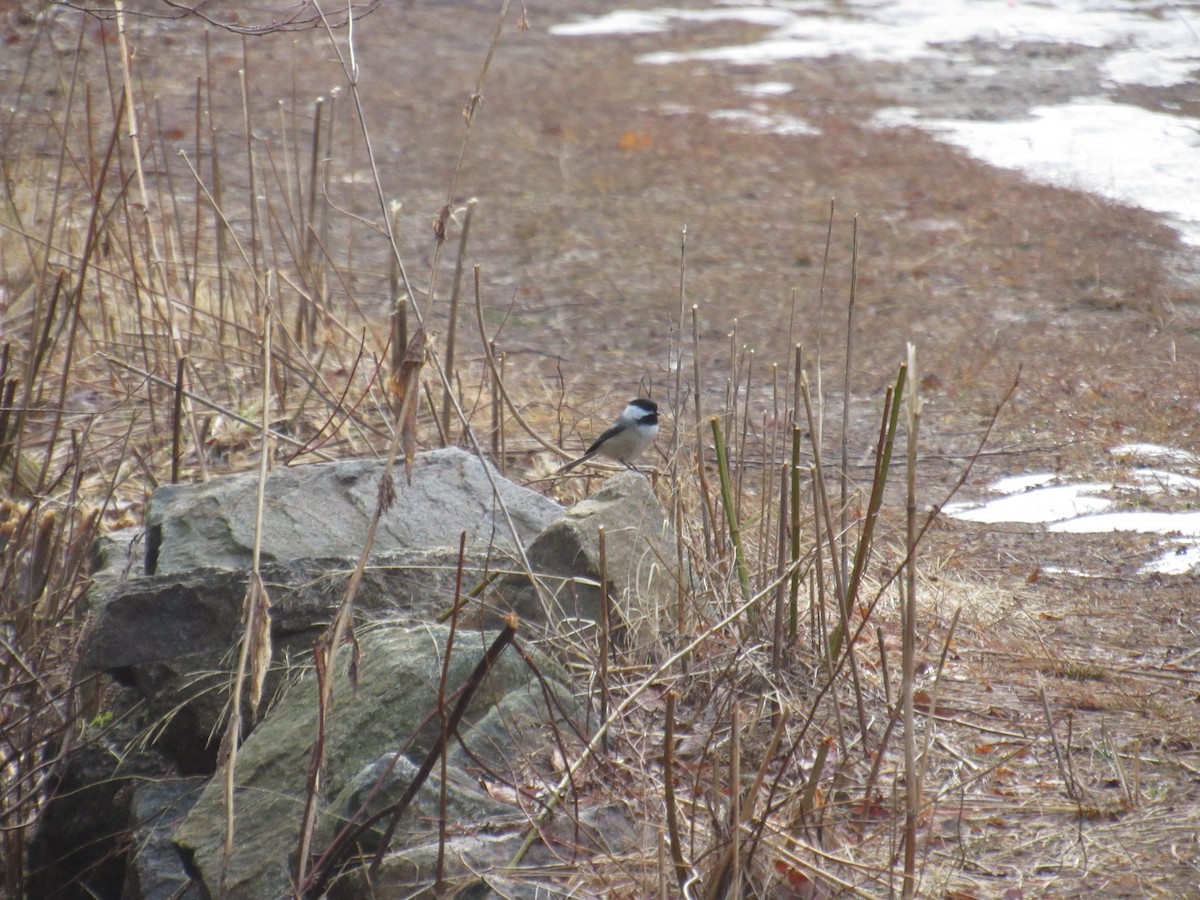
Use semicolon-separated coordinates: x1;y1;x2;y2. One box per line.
558;398;659;474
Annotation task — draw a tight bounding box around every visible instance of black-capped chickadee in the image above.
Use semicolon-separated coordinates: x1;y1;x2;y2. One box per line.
558;398;659;473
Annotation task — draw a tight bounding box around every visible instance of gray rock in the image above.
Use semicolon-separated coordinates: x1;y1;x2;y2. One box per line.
326;798;639;899
26;739;200;900
67;454;666;899
89;525;143;598
328;752;520;852
144;448;561;575
326;831;563;899
25;744;136;899
173;624;578;899
81;449;560;773
121;778;206;900
81;549;511;772
491;471;684;657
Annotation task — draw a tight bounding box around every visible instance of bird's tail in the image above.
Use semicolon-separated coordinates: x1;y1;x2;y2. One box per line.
556;451;594;475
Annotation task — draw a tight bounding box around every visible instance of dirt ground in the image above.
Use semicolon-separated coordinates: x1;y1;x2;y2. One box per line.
6;0;1200;894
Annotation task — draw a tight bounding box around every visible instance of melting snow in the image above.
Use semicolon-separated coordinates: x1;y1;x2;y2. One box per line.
943;445;1200;574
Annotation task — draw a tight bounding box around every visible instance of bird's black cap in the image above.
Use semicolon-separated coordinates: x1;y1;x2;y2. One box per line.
629;398;658;422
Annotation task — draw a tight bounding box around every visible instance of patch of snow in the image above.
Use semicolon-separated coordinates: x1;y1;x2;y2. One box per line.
1048;509;1200;535
1112;443;1200;464
944;483;1112;524
550;11;671;36
944;443;1200;574
710;108;820;136
739;81;795;97
1145;541;1200;575
552;7;795;38
873;100;1200;246
991;472;1059;493
1041;564;1103;578
1126;468;1200;492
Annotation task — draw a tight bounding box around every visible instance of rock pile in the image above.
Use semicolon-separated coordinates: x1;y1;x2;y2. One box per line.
29;449;679;899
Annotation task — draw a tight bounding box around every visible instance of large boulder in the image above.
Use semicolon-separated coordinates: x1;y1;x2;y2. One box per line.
25;744;142;900
489;471;683;657
57;454;672;899
121;777;206;900
143;448;561;574
81;450;562;772
174;624;579;898
81;549;499;772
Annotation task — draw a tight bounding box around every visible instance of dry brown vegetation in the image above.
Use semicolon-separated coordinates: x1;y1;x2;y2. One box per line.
2;0;1199;897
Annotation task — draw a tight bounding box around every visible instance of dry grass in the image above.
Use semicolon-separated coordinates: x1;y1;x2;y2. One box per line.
2;2;1199;898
